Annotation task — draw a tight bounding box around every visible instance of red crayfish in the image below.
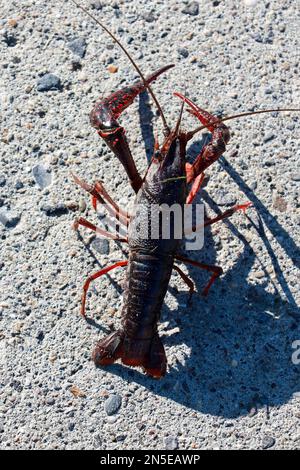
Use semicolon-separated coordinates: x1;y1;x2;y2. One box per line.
71;1;299;378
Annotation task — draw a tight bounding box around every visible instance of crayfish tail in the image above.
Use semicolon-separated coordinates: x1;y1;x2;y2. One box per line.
92;330;124;366
120;334;167;379
92;331;167;378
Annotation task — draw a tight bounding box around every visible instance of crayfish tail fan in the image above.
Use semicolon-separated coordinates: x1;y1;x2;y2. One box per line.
92;330;124;365
93;331;167;378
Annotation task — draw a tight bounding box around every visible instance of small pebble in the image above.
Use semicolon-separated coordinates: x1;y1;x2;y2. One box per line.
69;385;86;398
32;164;52;189
142;12;155;23
252;33;263;43
291;173;300;182
0;175;6;187
8;19;18;28
3;31;17;47
90;0;102;10
78;71;88;82
67;38;87;58
178;47;189;58
37;73;62;92
248;407;257;417
182;1;199;16
127;15;138;24
91;237;110;255
250;181;257;190
46;397;55;406
263;132;275;143
49;352;57;363
273;195;287;213
215;190;237;206
164;436;178;450
65;201;79;211
40;203;68;217
36;330;44;342
0;208;20;228
253;270;265;279
107;65;118;73
15;180;24;190
264;87;273;95
105;394;122;416
78;199;87;212
262;436;275;449
70;60;82;71
106;416;118;424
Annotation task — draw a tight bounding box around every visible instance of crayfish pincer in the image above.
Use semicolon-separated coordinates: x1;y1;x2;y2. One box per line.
71;0;300;378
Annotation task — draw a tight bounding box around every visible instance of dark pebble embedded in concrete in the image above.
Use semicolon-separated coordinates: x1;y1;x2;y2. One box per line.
0;208;21;228
262;436;275;449
15;180;24;190
142;12;155;22
0;175;6;187
90;0;102;10
32;164;52;189
46;397;55;405
182;1;199;16
104;394;122;416
71;60;82;71
291;172;300;181
40;203;68;217
68;422;75;431
67;38;87;58
3;31;17;47
252;33;263;43
37;73;62;92
164;436;179;450
91;237;110;255
178;48;189;58
263;132;275;143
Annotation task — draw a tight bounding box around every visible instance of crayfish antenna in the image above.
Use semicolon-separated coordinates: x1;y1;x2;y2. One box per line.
188;107;300;138
70;0;172;135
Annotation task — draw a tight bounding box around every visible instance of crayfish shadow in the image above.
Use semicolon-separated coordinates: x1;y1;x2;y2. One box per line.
219;155;300;281
138;91;155;163
104;240;299;418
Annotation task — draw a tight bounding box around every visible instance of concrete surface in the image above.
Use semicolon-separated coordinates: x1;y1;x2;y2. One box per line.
0;0;299;450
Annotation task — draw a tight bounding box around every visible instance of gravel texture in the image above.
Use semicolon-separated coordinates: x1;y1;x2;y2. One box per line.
0;0;300;450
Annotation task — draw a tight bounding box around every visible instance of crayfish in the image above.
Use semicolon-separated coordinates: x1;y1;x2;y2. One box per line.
70;0;299;378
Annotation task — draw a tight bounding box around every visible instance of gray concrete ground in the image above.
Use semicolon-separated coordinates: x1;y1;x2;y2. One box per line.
0;0;299;450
